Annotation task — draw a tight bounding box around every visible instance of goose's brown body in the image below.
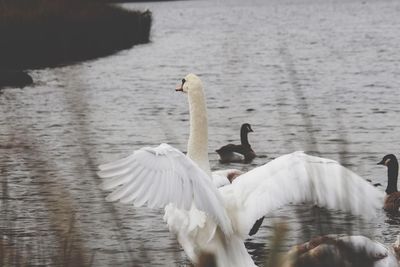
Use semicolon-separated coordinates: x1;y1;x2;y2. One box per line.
384;192;400;212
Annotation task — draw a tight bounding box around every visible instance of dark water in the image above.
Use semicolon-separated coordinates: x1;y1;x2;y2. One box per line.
1;0;400;266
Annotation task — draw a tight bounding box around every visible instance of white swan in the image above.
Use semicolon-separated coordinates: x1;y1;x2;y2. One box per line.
98;73;384;267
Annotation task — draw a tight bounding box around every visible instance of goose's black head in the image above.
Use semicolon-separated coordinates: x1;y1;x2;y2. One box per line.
241;123;254;133
377;154;398;167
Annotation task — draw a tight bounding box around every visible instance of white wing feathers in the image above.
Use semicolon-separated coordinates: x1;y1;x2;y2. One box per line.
98;143;233;235
221;151;384;237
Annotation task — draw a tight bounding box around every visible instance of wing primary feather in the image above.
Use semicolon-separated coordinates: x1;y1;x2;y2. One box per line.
147;171;164;208
164;169;177;206
97;161;137;178
133;171;157;207
98;152;136;171
174;172;189;209
157;170;172;206
181;175;193;210
100;163;140;190
105;167;146;202
117;169;152;204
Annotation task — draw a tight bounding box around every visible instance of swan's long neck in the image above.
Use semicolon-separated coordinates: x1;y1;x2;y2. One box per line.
187;88;211;176
386;161;398;194
240;128;250;146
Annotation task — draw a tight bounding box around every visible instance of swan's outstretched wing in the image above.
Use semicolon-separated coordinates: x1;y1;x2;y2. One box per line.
220;151;384;237
98;143;233;235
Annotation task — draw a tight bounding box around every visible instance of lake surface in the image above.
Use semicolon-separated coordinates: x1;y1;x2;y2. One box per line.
1;0;400;266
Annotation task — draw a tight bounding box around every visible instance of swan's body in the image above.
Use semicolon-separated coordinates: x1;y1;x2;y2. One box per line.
378;154;400;212
216;123;256;164
283;235;400;267
98;74;384;267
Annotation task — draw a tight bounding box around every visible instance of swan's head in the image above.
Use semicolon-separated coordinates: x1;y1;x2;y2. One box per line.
377;154;398;167
241;123;254;133
175;73;202;94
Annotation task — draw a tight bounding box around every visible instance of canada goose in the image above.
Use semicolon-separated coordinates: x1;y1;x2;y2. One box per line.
378;154;400;212
216;123;256;163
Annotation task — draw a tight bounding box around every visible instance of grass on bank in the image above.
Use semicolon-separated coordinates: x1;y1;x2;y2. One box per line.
0;0;152;70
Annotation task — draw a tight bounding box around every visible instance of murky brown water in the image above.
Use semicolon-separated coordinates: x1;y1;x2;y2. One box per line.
1;0;400;266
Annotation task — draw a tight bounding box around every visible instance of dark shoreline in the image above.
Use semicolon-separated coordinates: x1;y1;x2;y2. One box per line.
0;70;33;89
0;0;152;89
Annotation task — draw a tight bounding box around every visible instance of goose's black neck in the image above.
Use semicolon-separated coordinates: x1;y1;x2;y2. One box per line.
240;127;250;146
386;160;399;194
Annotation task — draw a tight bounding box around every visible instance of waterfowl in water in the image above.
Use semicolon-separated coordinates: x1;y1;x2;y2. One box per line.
282;235;400;267
216;123;256;163
378;154;400;212
98;74;384;267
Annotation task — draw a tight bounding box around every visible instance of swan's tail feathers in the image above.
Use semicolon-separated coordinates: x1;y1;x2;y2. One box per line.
224;151;384;237
98;143;233;236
